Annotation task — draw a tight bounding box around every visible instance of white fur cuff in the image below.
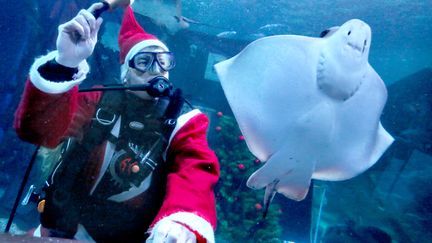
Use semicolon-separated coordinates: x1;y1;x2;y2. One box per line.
29;51;89;94
168;109;201;147
149;212;215;243
163;109;202;160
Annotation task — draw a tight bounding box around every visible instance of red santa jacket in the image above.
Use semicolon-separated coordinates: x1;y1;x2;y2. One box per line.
14;51;219;242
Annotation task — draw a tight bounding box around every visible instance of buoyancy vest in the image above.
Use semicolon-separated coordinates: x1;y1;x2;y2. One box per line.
39;89;185;242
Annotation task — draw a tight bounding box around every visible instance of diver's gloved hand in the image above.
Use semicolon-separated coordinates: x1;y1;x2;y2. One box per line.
146;219;197;243
55;3;104;68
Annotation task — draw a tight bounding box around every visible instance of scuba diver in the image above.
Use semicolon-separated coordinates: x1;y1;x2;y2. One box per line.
14;2;219;243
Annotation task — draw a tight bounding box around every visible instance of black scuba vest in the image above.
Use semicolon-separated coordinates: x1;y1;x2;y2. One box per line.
39;89;185;242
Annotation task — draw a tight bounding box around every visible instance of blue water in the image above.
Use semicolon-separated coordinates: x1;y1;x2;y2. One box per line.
183;0;432;85
0;0;431;242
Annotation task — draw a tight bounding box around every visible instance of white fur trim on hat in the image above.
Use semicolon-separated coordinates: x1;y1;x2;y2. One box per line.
29;51;89;94
148;212;215;243
125;39;169;64
121;39;169;80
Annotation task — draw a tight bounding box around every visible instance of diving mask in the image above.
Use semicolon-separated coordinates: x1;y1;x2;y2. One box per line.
128;52;176;73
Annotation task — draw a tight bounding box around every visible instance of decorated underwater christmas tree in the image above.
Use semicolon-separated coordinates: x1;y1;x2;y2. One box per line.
212;113;282;242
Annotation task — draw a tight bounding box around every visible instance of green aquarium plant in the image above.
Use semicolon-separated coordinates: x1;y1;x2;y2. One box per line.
212;113;282;242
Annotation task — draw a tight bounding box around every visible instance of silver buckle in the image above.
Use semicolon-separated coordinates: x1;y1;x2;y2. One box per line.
165;119;176;126
95;108;116;125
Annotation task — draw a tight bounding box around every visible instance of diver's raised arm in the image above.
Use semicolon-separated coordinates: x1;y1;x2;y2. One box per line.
55;3;104;68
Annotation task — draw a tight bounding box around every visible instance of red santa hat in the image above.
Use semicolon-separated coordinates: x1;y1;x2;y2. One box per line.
119;6;169;78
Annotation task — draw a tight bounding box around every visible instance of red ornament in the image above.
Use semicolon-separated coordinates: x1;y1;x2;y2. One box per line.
254;159;261;164
238;135;245;141
255;203;262;210
217;111;223;117
238;163;245;170
215;126;222;132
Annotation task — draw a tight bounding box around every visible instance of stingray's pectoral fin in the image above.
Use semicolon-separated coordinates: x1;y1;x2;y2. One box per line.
275;165;314;201
246;149;316;201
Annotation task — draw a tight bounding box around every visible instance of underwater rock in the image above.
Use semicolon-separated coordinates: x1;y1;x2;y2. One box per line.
382;68;432;155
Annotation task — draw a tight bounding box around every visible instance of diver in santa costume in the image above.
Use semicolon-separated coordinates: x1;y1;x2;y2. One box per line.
14;2;219;242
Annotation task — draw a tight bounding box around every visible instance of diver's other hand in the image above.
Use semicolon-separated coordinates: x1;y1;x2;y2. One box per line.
146;220;197;243
55;3;104;68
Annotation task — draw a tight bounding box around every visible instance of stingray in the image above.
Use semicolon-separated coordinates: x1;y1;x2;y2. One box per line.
133;0;186;34
214;19;394;205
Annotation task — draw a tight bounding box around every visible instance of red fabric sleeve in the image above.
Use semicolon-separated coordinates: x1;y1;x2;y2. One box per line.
152;113;220;229
14;79;101;148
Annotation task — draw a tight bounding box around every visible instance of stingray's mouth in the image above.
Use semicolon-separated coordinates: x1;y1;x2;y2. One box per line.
348;39;368;54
